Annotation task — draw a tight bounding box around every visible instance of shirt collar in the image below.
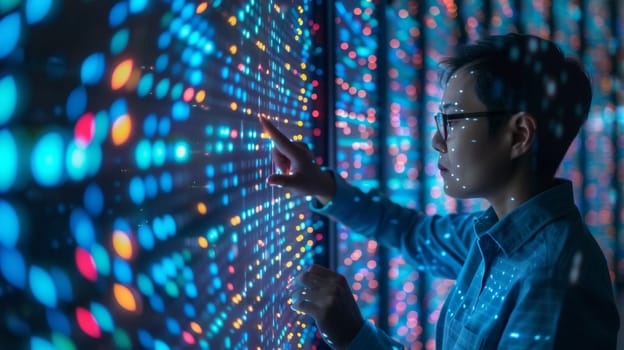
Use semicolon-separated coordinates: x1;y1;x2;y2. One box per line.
473;178;578;257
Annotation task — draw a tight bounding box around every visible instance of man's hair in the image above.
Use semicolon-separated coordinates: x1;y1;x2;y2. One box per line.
439;33;592;180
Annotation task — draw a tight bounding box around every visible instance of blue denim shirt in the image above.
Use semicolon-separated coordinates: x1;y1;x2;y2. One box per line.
311;174;619;349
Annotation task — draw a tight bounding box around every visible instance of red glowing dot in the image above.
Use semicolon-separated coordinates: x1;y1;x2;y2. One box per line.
76;307;101;338
75;248;97;281
183;87;195;102
75;113;95;147
313;128;321;137
228;265;235;274
226;283;234;291
182;331;196;344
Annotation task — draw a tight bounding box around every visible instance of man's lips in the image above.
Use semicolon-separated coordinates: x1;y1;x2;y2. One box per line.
438;164;449;172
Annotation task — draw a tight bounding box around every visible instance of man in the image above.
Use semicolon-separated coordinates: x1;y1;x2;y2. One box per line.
259;33;620;349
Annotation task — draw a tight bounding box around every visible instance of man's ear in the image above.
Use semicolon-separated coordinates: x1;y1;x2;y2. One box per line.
509;112;537;159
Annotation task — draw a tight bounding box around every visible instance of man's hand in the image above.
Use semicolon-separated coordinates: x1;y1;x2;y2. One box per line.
258;116;336;204
289;264;365;349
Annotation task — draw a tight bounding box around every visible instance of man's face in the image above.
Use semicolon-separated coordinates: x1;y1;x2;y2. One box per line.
432;66;512;199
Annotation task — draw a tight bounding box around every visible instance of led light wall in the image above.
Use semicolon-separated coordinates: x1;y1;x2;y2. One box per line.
0;0;326;349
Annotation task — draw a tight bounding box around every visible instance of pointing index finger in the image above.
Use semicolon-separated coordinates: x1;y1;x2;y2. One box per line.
258;116;300;159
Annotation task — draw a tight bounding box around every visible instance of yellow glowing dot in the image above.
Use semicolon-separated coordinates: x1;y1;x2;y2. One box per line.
111;114;132;146
285;245;292;252
296;234;303;242
230;102;238;111
300;246;306;253
114;283;137;312
198;237;208;248
286;261;293;268
230;215;241;226
197;202;207;214
190;321;202;333
196;2;208;13
285;62;291;70
195;90;206;103
284;44;291;52
257;324;262;331
285;193;291;199
297;121;303;127
229;45;238;54
228;16;237;26
112;230;133;259
111;59;134;90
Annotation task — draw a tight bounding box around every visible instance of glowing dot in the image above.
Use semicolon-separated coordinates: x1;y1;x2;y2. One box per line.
114;283;138;312
81;52;106;85
0;129;18;191
228;16;237;25
76;307;101;338
113;230;133;259
230;102;238;111
29;265;57;307
1;247;25;288
182;331;195;344
196;202;207;214
196;2;208;13
198;237;208;248
0;13;20;58
76;247;97;281
111;59;133;90
0;200;19;248
30;337;55;350
31;132;64;187
74;113;95;147
111;114;132;145
195;90;206;103
90;302;114;332
0;75;17;125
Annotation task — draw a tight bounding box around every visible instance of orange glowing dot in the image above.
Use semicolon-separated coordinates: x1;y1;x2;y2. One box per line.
114;283;137;312
195;90;206;103
111;59;134;90
190;321;202;333
230;102;238;111
196;2;208;13
111;114;132;145
198;237;208;248
196;202;207;214
228;16;237;26
112;230;133;260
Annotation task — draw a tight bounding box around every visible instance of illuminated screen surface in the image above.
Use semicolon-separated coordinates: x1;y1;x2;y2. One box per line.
0;0;326;349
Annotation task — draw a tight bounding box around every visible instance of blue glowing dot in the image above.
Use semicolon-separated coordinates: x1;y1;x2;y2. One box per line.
173;141;190;163
135;139;151;170
189;69;203;85
0;13;20;58
137;329;154;349
49;267;73;301
113;258;132;284
91;244;110;275
109;2;128;27
46;309;71;335
93;110;109;144
66;141;88;181
150;295;164;312
152;217;167;241
153;338;170;350
30;337;55;350
172;102;189;121
0;200;19;248
158;117;170;136
1;248;25;288
185;283;197;298
166;317;180;335
170;83;183;100
155;79;169;99
66;86;87;121
151;263;165;285
110;29;129;55
84;183;103;216
152;139;166;167
109;98;127;120
220;67;229;79
29;265;57;308
0;129;17;192
86;144;102;176
221;193;229;205
157;32;171;50
138;225;154;250
181;3;194;19
90;302;114;332
137;73;153;97
129;176;145;205
129;0;148;13
143;113;157;137
178;24;191;39
70;208;95;248
144;175;158;198
0;75;17;125
203;40;215;54
155;54;168;72
160;172;172;193
188;31;200;46
81;52;106;85
31;132;64;187
137;273;154;296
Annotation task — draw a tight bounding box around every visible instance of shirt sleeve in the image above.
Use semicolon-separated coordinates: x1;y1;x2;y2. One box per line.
346;321;405;350
310;171;480;279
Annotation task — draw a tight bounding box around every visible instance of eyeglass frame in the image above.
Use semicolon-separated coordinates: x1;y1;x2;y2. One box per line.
434;111;509;141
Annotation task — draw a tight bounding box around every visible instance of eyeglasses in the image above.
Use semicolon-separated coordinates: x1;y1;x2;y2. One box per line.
434;111;508;141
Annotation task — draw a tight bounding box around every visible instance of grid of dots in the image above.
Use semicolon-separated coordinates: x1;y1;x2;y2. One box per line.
0;0;325;349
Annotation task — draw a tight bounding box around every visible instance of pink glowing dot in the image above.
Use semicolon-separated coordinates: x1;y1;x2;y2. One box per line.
75;247;97;281
74;113;95;146
183;87;194;102
182;331;195;344
76;307;101;338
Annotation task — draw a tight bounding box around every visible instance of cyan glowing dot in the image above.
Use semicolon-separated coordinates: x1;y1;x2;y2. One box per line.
160;172;172;193
143;113;157;137
180;3;194;19
155;79;169;99
144;175;158;198
110;29;129;55
137;273;154;296
93;110;109;144
155;54;168;72
0;200;19;248
46;309;71;335
0;13;20;58
152;217;166;241
70;208;95;248
135;139;151;170
137;329;154;349
84;183;103;216
173;141;190;163
178;24;191;39
137;73;153;97
109;2;128;27
189;70;202;85
152;139;166;166
170;83;183;100
113;258;132;284
66;141;88;181
0;75;17;125
188;31;199;46
158;117;170;136
185;283;197;298
90;302;114;332
66;86;87;121
31;132;64;187
220;67;229;79
157;32;171;50
30;265;57;307
30;337;55;350
1;247;25;288
80;53;106;86
109;98;127;120
137;225;154;250
49;267;73;301
203;41;215;54
0;129;17;192
166;317;180;334
172;102;189;121
91;244;110;275
164;281;179;297
129;176;145;205
129;0;147;13
86;144;102;176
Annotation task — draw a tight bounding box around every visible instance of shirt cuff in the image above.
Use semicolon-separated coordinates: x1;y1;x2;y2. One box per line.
309;170;362;217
